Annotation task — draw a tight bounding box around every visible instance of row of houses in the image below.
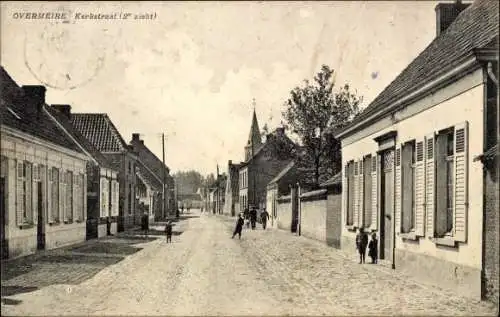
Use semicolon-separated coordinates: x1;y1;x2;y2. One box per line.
0;67;175;259
220;0;499;304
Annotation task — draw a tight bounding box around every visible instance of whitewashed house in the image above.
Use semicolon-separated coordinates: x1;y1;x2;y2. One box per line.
334;0;498;300
0;67;88;259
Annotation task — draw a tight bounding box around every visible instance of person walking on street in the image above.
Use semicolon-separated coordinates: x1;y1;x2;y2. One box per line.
165;220;173;243
250;207;257;230
232;213;245;239
260;209;270;230
368;232;378;264
141;212;149;238
243;208;250;228
356;227;369;264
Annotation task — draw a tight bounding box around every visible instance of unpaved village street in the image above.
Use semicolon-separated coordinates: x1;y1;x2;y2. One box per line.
1;211;497;316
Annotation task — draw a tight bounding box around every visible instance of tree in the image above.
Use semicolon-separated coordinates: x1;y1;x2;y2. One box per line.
282;65;362;185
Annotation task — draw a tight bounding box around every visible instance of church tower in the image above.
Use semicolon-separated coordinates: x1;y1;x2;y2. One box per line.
244;100;262;161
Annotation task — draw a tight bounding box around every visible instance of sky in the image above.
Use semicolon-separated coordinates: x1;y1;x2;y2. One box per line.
1;1;440;176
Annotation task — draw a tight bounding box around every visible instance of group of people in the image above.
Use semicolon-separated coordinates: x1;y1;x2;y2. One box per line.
355;227;378;264
231;207;270;239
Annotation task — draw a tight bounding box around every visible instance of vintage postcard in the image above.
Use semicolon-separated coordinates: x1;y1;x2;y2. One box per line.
0;0;498;316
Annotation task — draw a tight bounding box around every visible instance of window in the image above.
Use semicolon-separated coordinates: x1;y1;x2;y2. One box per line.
346;161;354;226
436;129;454;237
401;141;416;233
73;173;84;222
100;178;108;217
16;161;33;225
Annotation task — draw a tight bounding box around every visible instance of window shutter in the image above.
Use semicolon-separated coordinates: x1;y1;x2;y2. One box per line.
26;163;32;223
32;165;38;225
47;168;53;223
82;174;87;220
343;164;349;225
415;139;425;236
73;173;78;221
61;171;67;222
425;133;435;238
454;122;468;242
359;160;364;227
16;161;24;225
370;153;378;231
100;178;105;218
113;181;119;216
353;161;359;227
394;146;402;234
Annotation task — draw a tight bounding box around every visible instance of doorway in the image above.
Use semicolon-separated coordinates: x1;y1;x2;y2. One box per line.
36;184;45;250
379;149;394;260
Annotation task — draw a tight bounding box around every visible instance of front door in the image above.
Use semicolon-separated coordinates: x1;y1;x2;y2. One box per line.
36;184;45;250
1;177;8;259
379;150;394;260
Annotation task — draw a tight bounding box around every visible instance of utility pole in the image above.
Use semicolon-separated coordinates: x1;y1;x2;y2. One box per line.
252;99;257;210
216;164;220;214
162;133;166;219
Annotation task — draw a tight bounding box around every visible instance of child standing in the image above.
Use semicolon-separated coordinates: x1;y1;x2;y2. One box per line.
368;232;378;264
355;227;368;264
165;221;173;243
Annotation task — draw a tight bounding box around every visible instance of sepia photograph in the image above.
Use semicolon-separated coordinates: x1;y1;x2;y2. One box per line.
0;0;498;316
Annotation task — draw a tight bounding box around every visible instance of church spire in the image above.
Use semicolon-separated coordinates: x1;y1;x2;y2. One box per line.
247;100;262;147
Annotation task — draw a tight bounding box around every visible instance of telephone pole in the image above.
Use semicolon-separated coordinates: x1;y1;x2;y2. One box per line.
162;133;166;219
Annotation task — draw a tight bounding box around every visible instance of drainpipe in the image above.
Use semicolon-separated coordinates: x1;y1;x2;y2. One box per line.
392;152;396;270
487;62;498;86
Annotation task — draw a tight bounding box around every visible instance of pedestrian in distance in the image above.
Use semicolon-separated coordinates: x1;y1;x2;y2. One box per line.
368;232;378;264
355;227;369;264
141;212;149;238
243;208;250;228
232;213;245;239
165;220;173;243
250;207;257;230
260;208;270;230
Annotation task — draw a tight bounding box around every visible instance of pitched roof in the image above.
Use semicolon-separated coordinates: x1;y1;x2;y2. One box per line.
70;113;129;153
0;67;82;153
269;161;296;185
45;106;115;170
241;128;298;166
320;172;342;188
338;0;499;137
136;162;162;191
130;137;172;186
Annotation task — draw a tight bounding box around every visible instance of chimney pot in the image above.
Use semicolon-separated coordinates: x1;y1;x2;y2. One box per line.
132;133;140;141
51;104;72;119
22;85;46;109
435;1;470;37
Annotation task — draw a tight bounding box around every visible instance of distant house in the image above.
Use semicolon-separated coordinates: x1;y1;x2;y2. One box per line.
238;110;298;212
129;133;175;219
266;161;315;229
1;67;87;259
334;0;498;301
46;104;119;240
135;162;162;223
70;114;139;231
223;160;240;216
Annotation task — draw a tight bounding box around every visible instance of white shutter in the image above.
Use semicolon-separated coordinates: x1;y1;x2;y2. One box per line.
73;173;78;221
454;122;468;242
47;168;53;223
113;181;119;216
415;139;425;236
370;153;378;231
425;133;435;238
16;161;24;225
353;161;359;227
26;163;32;223
61;171;67;222
100;178;105;218
394;146;402;234
32;165;38;225
83;174;87;220
359;160;364;227
343;164;349;225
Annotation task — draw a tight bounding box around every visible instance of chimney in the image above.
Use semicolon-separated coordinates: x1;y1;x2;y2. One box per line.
276;127;285;136
435;0;470;37
228;160;232;166
22;85;46;109
51;104;72;119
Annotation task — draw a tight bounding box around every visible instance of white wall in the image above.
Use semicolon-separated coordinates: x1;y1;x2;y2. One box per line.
340;68;485;269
